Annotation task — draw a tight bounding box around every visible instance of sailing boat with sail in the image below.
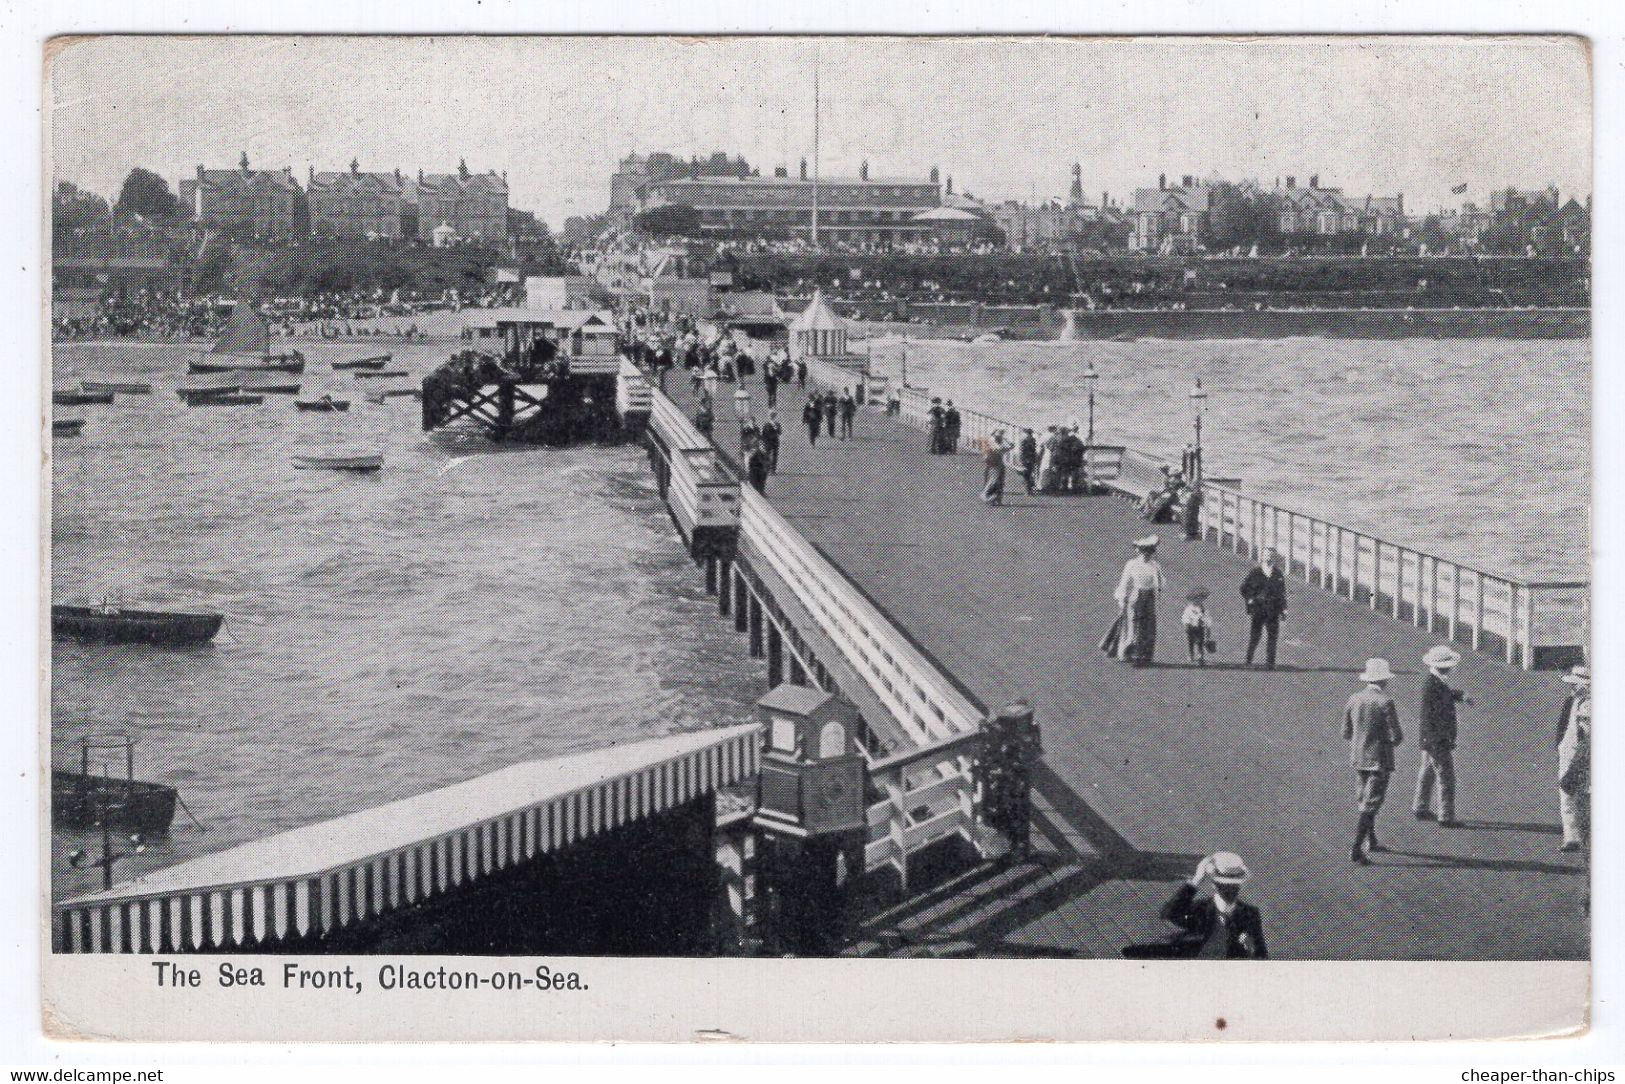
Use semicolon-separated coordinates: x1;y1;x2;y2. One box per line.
188;303;306;374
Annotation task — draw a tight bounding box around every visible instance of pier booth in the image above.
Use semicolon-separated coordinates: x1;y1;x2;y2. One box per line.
789;289;873;401
668;446;741;560
53;726;762;956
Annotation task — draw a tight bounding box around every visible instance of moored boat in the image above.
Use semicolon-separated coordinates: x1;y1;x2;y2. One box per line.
186;393;264;406
52;603;224;645
54;733;178;833
332;355;391;370
53;418;85;436
53;391;114;406
189;357;306;375
190;303;306;374
293;450;384;473
295;397;351;412
239;381;302;395
80;380;152;395
352;369;409;379
176;382;241;404
380;387;423;400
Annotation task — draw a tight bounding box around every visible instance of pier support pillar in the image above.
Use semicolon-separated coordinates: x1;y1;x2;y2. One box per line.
748;596;764;658
767;623;784;688
705;556;717;595
789;656;807;687
718;559;732;617
733;570;749;632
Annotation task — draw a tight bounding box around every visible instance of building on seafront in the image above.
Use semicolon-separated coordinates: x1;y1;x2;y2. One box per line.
180;153;304;241
635;158;944;245
610;150;755;224
404;160;510;244
307;160;406;241
1273;174;1405;237
1132;174;1214;253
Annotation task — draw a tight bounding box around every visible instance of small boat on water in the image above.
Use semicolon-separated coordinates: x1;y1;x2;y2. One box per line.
187;393;264;407
240;381;302;395
54;734;178;834
53;390;114;406
352;369;409;379
177;382;240;404
189;303;306;374
293;450;384;473
332;355;391;370
380;387;423;400
80;380;152;395
53;418;85;436
53;602;224;645
295;397;351;412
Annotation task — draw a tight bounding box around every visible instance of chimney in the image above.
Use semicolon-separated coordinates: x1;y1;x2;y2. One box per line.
946;175;954;195
930;165;939;184
1286;176;1296;189
394;168;402;186
418;169;424;184
197;165;205;183
1158;173;1166;190
351;157;360;175
860;160;869;180
1310;173;1319;189
799;157;808;181
309;165;315;186
1397;193;1404;215
240;151;250;173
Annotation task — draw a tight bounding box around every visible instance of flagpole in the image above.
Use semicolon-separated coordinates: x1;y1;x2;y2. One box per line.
812;58;820;248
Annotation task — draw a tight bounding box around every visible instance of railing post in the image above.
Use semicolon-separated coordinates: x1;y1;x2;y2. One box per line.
1446;565;1458;643
1472;573;1485;651
885;779;909;894
1392;547;1403;619
718;557;732;617
1522;586;1537;671
1370;540;1380;610
748;594;764;658
733;568;749;632
1504;581;1517;667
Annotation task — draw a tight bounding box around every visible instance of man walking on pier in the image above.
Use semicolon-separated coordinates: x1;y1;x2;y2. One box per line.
1240;549;1288;669
1413;645;1465;826
944;400;962;454
1019;428;1039;494
763;364;779;408
761;411;782;473
1556;665;1591;852
1344;658;1404;865
839;388;857;440
803;398;821;447
1113;535;1166;667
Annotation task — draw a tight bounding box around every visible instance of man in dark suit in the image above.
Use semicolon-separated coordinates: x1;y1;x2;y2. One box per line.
1413;645;1467;825
1121;852;1268;959
1240;549;1289;669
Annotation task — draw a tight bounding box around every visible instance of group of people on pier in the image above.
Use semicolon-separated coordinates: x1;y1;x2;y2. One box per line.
1104;532;1591;865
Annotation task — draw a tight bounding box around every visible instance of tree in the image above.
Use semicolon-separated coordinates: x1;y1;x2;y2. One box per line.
52;182;111;236
633;203;702;238
114;168;181;223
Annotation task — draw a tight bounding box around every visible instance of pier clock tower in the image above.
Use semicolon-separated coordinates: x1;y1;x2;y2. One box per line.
751;684;868;955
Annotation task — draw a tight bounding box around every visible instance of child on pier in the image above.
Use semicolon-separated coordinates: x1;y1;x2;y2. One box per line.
1182;587;1215;665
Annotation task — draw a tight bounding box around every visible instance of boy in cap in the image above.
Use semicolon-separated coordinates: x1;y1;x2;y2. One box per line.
1414;645;1467;826
1344;658;1404;864
1182;587;1214;665
1121;852;1268;959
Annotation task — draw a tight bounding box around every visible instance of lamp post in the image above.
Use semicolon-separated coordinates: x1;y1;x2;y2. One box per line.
1083;360;1100;446
1188;377;1208;483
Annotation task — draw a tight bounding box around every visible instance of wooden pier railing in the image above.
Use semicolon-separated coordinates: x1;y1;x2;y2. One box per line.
643;372;995;883
822;374;1585;671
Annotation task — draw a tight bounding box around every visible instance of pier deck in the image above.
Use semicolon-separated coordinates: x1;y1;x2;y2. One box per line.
662;368;1587;960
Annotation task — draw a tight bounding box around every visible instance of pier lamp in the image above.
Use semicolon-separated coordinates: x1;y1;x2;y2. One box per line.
1188;378;1208;483
1083;361;1100;446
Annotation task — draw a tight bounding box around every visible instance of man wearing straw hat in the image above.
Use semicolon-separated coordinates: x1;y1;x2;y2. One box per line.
1121;852;1268;959
1556;665;1591;852
1413;645;1467;826
1113;534;1166;667
1344;658;1405;865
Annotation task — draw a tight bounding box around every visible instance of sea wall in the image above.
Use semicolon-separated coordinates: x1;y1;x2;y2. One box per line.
1062;306;1589;341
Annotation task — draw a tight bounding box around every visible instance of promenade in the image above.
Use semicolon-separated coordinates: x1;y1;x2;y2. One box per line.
663;367;1587;960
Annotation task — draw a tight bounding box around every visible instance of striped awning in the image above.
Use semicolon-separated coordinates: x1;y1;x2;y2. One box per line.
55;724;761;953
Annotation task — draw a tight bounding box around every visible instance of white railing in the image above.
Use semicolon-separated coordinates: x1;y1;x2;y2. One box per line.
1200;485;1586;670
615;359;652;418
863;381;1585;670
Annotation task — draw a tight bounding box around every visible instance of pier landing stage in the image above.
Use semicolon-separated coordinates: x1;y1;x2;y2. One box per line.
664;371;1587;960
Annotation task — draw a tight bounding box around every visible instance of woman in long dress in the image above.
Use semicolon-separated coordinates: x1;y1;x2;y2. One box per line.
1113;535;1166;666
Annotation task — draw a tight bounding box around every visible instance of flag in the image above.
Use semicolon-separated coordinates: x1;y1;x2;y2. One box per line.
1451;182;1469;195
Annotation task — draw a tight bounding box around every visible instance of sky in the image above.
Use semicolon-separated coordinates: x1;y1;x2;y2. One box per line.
47;35;1592;227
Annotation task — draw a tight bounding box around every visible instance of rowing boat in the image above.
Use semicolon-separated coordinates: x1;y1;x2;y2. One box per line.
80;380;152;395
240;381;302;395
53;418;85;436
52;603;224;645
332;355;391;370
352;369;409;379
53;391;114;406
293;451;383;473
295;398;351;412
186;393;263;406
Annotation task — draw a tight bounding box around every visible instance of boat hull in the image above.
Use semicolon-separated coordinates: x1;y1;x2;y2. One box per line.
190;357;305;375
293;454;383;472
52;771;178;833
80;381;152;395
352;370;409;379
52;605;223;645
332;356;391;370
295;399;351;412
53;392;114;406
53;419;85;436
240;383;302;395
186;394;263;406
